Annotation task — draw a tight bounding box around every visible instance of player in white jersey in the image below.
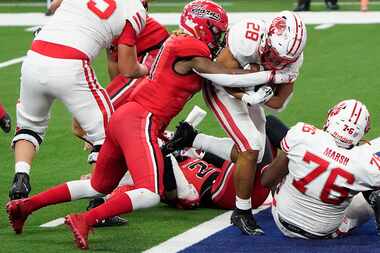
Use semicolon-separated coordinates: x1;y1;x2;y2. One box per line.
9;0;148;200
260;99;380;239
199;11;306;235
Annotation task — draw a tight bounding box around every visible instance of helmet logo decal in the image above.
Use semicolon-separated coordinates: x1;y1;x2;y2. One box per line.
191;5;221;21
269;17;286;36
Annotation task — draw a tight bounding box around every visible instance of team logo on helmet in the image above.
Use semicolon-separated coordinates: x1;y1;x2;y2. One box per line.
269;17;287;36
190;5;221;21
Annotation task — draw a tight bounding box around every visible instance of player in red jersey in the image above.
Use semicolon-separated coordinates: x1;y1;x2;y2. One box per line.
0;102;11;133
72;15;169;165
7;1;273;249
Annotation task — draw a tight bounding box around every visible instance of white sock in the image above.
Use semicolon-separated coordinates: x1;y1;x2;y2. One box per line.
15;161;31;175
67;179;103;200
236;196;252;210
193;133;234;160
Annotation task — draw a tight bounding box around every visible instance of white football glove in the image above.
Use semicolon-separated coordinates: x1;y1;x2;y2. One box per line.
271;70;298;84
241;86;274;106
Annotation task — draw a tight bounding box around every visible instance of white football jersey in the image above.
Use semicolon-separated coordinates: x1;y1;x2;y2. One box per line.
275;122;380;236
36;0;146;61
227;18;303;78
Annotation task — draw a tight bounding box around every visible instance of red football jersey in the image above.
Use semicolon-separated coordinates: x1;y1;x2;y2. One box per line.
110;16;169;61
130;35;211;124
179;158;221;196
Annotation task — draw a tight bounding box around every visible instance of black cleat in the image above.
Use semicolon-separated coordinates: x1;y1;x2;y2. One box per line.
87;198;128;227
0;113;11;133
231;208;264;236
162;121;198;155
325;1;339;10
366;190;380;235
294;4;310;11
9;173;31;200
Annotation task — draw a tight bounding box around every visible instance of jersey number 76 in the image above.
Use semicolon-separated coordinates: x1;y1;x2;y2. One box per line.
292;151;354;205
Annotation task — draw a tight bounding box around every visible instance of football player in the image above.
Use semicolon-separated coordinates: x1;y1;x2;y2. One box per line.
0;102;11;133
9;0;148;200
8;1;286;249
169;11;306;235
260;99;380;239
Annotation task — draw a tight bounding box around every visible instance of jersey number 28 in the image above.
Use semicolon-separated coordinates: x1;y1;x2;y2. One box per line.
87;0;116;19
292;151;354;205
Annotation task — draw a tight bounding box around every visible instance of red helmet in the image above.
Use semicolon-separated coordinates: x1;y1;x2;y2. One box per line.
180;0;228;55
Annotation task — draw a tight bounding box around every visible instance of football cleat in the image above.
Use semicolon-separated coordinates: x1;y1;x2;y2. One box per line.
231;208;264;236
162;122;198;155
87;198;128;227
65;214;92;250
9;173;31;200
366;190;380;235
0;112;11;133
6;198;32;234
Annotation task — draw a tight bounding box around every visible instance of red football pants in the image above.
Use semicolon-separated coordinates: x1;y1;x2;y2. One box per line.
91;102;165;195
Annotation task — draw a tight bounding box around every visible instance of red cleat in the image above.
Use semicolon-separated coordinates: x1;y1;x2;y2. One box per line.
6;198;32;234
65;214;92;250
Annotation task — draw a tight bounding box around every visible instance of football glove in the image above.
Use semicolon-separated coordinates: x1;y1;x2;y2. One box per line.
0;112;11;133
242;86;274;106
271;70;298;84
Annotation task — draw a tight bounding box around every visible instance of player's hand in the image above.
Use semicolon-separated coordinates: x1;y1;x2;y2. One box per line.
272;70;298;84
241;86;274;106
0;113;11;133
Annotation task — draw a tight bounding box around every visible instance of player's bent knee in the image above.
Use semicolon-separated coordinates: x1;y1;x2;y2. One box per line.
126;188;160;210
67;179;104;200
12;129;43;151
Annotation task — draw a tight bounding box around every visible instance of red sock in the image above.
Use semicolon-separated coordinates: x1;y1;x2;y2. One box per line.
83;192;132;226
27;183;71;213
0;103;6;119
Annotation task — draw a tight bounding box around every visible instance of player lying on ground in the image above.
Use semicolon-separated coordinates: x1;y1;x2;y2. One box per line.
192;10;306;235
261;99;380;239
6;1;288;249
9;0;149;200
0;102;11;133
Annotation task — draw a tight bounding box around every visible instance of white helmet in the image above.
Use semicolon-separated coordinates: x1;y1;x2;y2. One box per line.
324;99;371;149
260;11;307;70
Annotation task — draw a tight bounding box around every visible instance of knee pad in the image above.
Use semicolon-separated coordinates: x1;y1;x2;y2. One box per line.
126;188;160;210
87;144;102;164
12;129;43;151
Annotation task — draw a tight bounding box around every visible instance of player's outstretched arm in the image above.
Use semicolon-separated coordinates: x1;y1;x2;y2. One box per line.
118;44;148;78
260;150;289;188
191;56;273;88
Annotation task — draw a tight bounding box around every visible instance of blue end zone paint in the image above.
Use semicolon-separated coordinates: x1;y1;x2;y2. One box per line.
182;209;380;253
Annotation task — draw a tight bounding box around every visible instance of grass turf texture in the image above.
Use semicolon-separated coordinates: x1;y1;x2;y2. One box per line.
1;0;380;13
0;24;380;252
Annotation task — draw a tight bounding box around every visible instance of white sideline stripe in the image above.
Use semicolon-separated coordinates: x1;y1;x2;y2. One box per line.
315;23;336;30
0;56;25;69
2;11;380;26
144;203;272;253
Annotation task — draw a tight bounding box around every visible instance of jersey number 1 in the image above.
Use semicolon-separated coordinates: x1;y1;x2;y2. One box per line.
292;151;354;205
87;0;116;19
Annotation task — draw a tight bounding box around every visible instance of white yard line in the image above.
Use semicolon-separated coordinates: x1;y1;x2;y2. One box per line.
0;56;25;69
144;200;272;253
2;11;380;26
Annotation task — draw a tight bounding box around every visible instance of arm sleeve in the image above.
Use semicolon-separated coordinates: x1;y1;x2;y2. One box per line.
118;21;137;47
194;70;273;88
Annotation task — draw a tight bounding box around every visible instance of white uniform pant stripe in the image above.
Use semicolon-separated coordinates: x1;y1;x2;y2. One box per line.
144;112;159;194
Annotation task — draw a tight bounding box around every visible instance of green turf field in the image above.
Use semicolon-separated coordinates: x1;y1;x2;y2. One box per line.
0;1;380;252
